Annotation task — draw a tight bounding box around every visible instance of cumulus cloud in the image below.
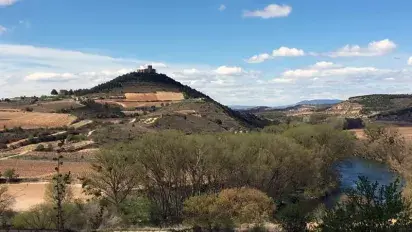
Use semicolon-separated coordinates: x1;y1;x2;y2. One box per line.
246;53;271;63
272;47;305;57
25;72;77;81
329;39;397;57
272;61;387;84
243;4;292;18
218;4;226;11
0;0;18;6
2;43;412;106
214;66;243;75
247;47;305;63
408;57;412;65
310;61;340;69
0;25;6;35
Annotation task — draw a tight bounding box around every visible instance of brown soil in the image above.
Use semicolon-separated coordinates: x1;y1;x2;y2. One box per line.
124;91;184;101
0;160;90;178
349;126;412;141
7;182;88;211
0;112;76;130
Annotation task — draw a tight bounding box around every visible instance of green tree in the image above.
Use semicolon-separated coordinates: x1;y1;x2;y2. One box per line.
119;196;154;226
3;169;18;183
321;177;412;231
51;89;58;95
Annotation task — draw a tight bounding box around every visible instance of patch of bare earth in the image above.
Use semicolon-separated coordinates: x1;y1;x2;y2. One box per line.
7;182;88;211
0;160;90;178
349;126;412;141
0;111;76;130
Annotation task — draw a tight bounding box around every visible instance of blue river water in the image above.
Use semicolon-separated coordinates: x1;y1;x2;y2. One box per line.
323;157;402;208
336;157;401;189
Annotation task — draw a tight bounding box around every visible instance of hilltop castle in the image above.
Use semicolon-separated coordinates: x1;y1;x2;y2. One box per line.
138;65;156;74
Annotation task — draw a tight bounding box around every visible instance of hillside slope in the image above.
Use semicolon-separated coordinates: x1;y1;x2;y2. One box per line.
75;72;268;129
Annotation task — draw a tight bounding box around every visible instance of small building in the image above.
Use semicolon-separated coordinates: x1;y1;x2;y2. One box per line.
138;65;156;74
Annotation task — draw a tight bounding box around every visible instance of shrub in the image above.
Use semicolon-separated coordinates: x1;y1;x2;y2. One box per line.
12;204;56;229
321;177;412;231
35;144;45;151
214;119;223;125
184;188;274;229
3;169;18;183
277;204;309;232
24;107;34;112
262;124;288;134
119;196;154;226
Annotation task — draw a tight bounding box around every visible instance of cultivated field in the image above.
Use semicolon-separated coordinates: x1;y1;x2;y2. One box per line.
350;126;412;140
0;160;90;178
7;182;87;211
0;111;76;130
125;91;184;101
96;100;181;108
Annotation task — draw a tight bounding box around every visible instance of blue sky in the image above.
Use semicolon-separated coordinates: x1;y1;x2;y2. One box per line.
1;0;412;105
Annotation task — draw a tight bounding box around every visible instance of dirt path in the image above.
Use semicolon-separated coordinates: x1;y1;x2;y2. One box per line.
0;151;28;161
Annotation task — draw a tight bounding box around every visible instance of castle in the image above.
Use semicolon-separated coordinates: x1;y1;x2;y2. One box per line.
138;65;156;74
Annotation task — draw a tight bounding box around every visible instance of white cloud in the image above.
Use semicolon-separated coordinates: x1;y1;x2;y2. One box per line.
214;66;243;75
2;43;412;106
310;61;340;69
272;46;305;57
408;57;412;65
243;4;292;19
0;25;6;35
25;72;77;81
247;47;305;63
182;68;200;75
0;0;18;6
273;62;384;83
218;4;226;11
329;39;397;57
246;53;271;63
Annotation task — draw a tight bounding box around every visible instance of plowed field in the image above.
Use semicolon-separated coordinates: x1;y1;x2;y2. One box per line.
0;111;76;130
0;160;90;178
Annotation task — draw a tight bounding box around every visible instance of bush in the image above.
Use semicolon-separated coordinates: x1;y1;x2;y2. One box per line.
277;204;309;232
119;196;154;226
3;169;18;182
184;188;274;229
35;144;45;151
262;124;288;134
24;107;33;112
12;204;56;229
321;177;412;231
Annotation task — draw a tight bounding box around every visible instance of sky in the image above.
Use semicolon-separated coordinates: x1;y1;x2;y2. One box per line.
1;0;412;106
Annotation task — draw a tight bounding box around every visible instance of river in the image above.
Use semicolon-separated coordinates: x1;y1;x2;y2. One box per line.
324;157;403;208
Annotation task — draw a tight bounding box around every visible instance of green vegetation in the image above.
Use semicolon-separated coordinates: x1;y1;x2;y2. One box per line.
184;188;273;229
81;125;356;227
350;94;412;113
3;169;18;183
321;177;412;231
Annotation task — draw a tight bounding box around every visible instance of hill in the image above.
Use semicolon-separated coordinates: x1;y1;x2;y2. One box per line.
74;72;268;129
295;99;342;105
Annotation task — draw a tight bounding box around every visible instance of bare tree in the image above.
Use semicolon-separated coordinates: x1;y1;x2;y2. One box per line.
82;148;140;210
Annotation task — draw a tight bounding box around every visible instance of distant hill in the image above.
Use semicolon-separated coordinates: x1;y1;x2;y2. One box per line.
295;99;342;105
74;72;268;129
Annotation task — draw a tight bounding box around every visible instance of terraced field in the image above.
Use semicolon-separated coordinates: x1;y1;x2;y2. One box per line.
0;159;90;178
350;126;412;140
0;111;76;130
